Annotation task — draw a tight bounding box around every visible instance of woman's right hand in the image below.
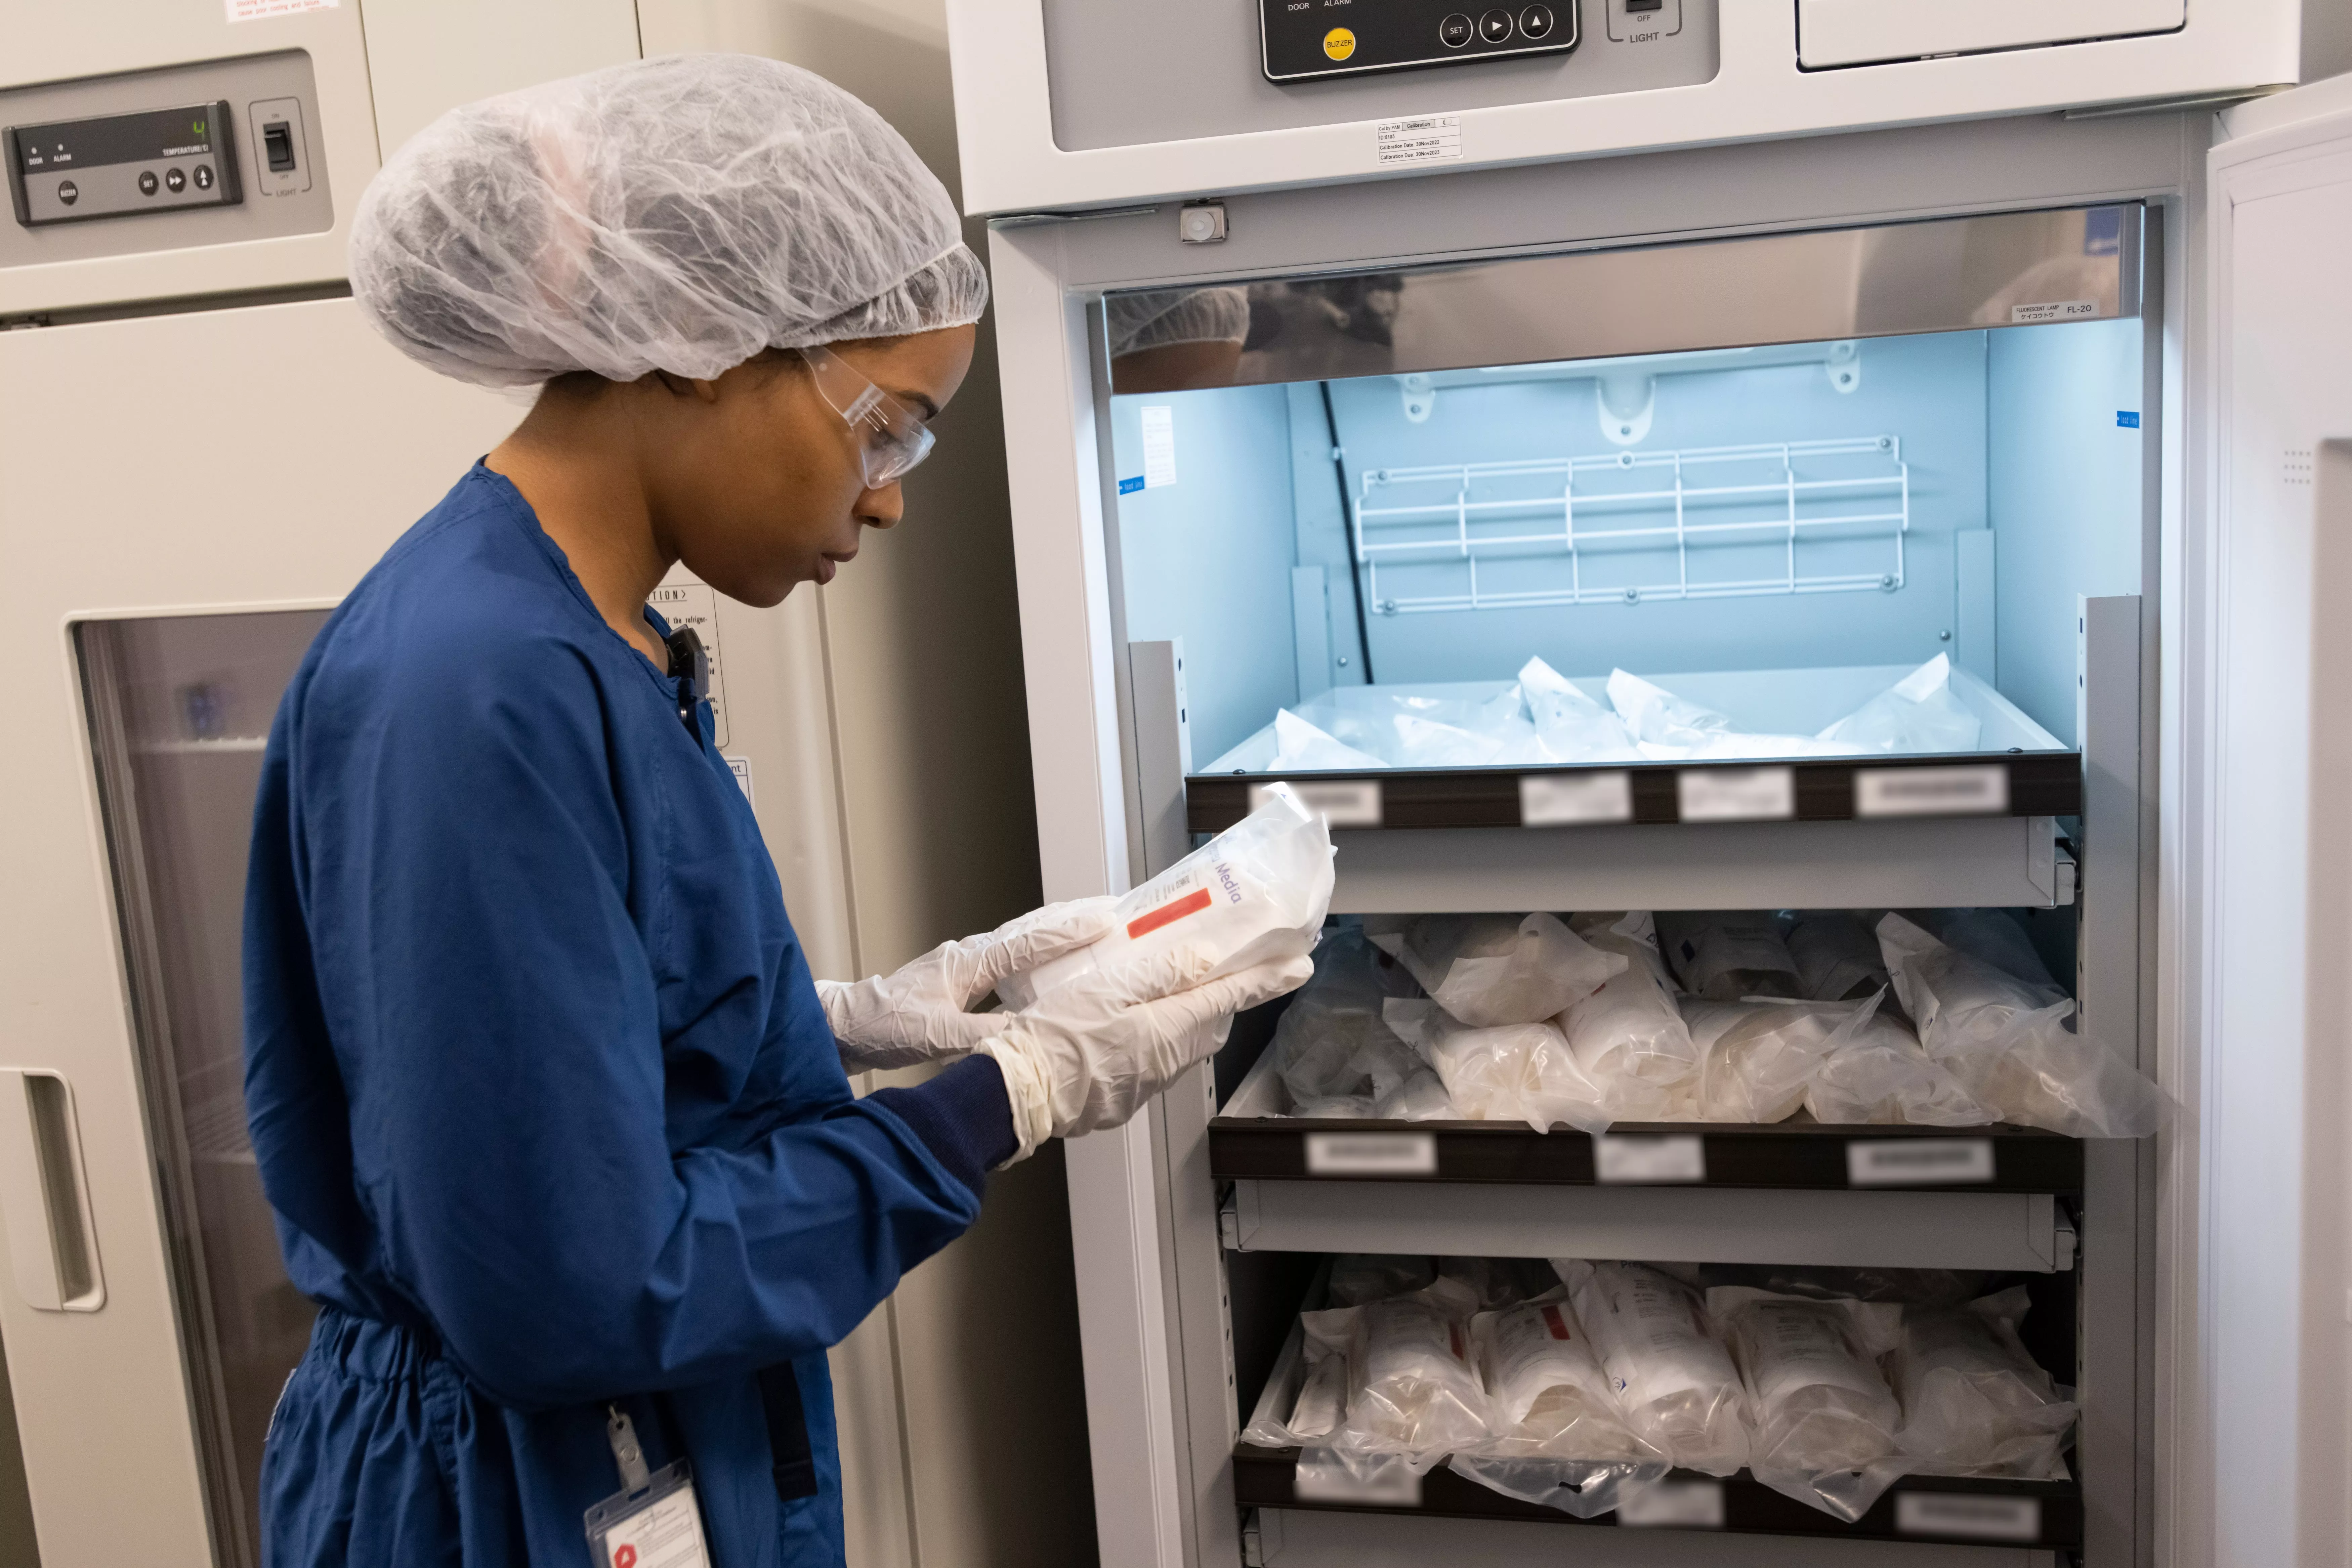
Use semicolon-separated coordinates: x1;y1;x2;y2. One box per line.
978;945;1315;1161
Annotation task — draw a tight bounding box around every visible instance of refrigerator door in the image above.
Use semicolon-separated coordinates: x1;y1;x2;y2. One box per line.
2199;76;2352;1568
0;298;516;1567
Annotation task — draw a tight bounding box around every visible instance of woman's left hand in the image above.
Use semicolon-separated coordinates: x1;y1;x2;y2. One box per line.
818;896;1120;1072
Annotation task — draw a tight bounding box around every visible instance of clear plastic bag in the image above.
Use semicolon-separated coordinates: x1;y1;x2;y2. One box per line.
1559;914;1702;1119
1804;990;1991;1126
1788;910;1891;1001
1816;655;1982;753
1683;998;1858;1124
1878;914;2171;1137
1369;912;1626;1028
1707;1287;1909;1520
1328;1254;1437;1306
1517;657;1642;763
1894;1286;2077;1477
1900;907;2058;988
1606;670;1734;750
1315;1278;1491;1469
1448;1290;1670;1519
1384;1000;1612;1133
1440;1256;1561;1310
1271;931;1427;1115
998;782;1333;1009
1555;1260;1752;1476
1273;708;1388;771
1657;912;1804;1001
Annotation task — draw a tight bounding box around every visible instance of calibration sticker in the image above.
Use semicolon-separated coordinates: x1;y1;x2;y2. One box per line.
1376;117;1463;166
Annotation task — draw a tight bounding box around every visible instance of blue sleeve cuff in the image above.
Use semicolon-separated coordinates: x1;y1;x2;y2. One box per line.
866;1055;1018;1197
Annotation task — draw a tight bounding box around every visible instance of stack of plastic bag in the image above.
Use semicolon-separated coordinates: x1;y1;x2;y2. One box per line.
997;780;1334;1008
1559;913;1702;1118
1877;913;2170;1137
1269;931;1442;1119
1815;654;1980;753
1895;1286;2077;1477
1517;657;1642;763
1556;1260;1752;1476
1451;1287;1672;1518
1788;910;1890;1001
1708;1287;1909;1520
1657;912;1804;1001
1607;670;1863;761
1804;990;1990;1126
1368;913;1625;1027
1683;998;1862;1123
1383;1001;1612;1133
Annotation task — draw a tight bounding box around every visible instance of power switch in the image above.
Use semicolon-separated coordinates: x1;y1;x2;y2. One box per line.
246;97;312;196
262;122;295;173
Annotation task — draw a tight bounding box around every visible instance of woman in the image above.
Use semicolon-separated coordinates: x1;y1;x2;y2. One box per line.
242;55;1309;1567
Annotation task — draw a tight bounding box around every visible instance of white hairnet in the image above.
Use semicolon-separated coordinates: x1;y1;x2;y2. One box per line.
349;54;988;387
1108;287;1252;359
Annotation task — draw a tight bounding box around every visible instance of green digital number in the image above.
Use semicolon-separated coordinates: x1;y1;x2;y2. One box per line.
193;118;207;136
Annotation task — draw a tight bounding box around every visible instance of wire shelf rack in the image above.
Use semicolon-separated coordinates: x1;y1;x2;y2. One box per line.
1352;437;1909;616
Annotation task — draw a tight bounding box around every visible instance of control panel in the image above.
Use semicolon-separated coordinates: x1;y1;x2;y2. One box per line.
7;104;242;228
1261;0;1579;80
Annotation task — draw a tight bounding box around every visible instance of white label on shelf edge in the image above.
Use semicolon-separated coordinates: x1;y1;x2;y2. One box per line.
1306;1132;1436;1177
2010;299;2099;324
1294;1458;1424;1506
1375;116;1463;166
1847;1138;1996;1187
1252;778;1383;829
1619;1480;1724;1528
1894;1492;2041;1541
1676;766;1794;823
1520;770;1633;826
1854;764;2008;818
1593;1133;1705;1184
1140;405;1177;488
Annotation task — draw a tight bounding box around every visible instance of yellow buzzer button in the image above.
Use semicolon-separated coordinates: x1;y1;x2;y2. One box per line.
1323;26;1357;59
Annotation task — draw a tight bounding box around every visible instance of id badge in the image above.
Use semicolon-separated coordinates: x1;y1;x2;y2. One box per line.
588;1407;711;1568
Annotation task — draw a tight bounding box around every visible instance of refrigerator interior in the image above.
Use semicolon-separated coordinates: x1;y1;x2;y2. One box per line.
1107;313;2143;778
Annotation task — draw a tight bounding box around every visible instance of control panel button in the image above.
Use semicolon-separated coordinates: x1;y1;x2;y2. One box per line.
1478;7;1514;40
164;167;186;193
137;170;159;197
1518;4;1554;36
1322;26;1356;59
1439;11;1473;45
194;164;214;190
56;180;78;207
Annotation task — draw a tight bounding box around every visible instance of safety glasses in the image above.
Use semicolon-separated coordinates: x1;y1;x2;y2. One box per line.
797;344;936;489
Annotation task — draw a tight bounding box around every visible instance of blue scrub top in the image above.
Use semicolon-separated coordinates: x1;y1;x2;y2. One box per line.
243;464;1002;1567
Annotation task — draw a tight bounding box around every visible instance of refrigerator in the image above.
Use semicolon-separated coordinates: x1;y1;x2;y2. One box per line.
944;0;2352;1562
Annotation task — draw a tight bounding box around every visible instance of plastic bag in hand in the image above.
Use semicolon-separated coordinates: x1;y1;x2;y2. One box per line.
1895;1286;2077;1477
997;781;1333;1010
1384;1000;1612;1133
1310;1277;1490;1469
1555;1260;1751;1476
1657;912;1803;1001
1878;914;2170;1137
1369;912;1626;1028
1683;998;1858;1123
1517;657;1642;762
1788;910;1891;1002
1708;1287;1909;1520
1815;655;1982;753
1272;931;1426;1115
1805;989;1990;1126
1559;914;1701;1118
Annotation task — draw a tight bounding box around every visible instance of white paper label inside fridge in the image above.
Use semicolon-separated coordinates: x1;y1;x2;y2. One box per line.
1895;1492;2040;1541
724;756;754;805
1855;764;2007;818
227;0;335;18
1375;117;1462;166
1306;1132;1436;1176
1141;406;1177;488
2010;300;2099;324
1619;1479;1724;1528
1676;766;1794;822
1253;779;1382;829
1847;1139;1996;1187
1521;770;1633;826
649;574;731;748
1594;1134;1705;1184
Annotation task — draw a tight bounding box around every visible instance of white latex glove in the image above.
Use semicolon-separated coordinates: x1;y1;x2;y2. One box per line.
818;897;1119;1073
979;944;1316;1162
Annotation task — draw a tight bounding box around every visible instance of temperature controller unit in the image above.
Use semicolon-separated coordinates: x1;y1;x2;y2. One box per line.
7;102;242;227
1262;0;1579;80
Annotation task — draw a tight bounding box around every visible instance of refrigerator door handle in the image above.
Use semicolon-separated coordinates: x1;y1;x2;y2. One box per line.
0;1069;105;1312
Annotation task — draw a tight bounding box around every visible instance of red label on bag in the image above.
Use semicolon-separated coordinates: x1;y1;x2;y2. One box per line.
1542;1305;1571;1341
1126;886;1213;940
